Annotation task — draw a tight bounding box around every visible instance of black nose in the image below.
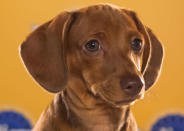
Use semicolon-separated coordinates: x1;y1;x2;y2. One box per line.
120;75;144;96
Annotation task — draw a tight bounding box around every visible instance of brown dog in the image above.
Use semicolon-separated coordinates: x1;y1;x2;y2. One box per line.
20;4;164;131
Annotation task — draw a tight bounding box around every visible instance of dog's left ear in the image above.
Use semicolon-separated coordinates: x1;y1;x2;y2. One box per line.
20;12;77;93
123;10;164;90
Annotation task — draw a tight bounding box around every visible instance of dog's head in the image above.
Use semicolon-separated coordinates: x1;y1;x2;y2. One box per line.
20;4;163;107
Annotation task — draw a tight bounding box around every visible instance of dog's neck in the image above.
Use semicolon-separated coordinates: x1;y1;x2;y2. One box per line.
55;79;131;131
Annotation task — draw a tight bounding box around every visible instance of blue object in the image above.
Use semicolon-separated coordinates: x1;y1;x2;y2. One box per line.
151;114;184;131
0;110;32;130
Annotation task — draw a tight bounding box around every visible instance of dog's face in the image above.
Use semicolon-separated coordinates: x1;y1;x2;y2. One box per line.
67;6;145;105
20;4;163;107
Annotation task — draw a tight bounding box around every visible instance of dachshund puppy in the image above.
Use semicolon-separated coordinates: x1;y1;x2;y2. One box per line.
20;4;164;131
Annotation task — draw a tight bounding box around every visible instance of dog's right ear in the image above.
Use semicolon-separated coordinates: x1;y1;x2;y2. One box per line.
20;12;76;93
123;9;164;91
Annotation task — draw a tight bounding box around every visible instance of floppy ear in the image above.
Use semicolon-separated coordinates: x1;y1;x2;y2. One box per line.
124;10;164;90
142;27;164;90
20;12;76;93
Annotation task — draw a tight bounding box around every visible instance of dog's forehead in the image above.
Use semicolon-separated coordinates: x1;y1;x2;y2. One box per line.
72;4;136;35
68;4;139;47
80;5;133;26
84;4;121;14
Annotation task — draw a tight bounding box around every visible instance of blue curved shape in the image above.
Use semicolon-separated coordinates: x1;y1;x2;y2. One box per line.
0;110;32;129
151;114;184;131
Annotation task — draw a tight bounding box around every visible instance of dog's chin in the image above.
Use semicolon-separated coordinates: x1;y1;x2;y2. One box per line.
97;93;135;108
115;99;136;106
97;91;145;108
115;93;145;107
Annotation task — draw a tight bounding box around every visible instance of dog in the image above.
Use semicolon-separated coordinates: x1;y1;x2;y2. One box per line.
20;4;164;131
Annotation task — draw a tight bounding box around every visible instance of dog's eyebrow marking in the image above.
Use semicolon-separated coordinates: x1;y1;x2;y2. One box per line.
87;32;106;39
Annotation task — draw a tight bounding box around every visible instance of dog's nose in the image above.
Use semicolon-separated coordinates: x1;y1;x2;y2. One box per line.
120;75;144;96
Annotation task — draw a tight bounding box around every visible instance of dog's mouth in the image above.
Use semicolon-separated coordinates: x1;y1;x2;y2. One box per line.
87;79;144;107
96;91;142;108
95;85;144;107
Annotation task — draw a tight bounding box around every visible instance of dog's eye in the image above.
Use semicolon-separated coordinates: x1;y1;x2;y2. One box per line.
85;40;100;52
131;38;142;52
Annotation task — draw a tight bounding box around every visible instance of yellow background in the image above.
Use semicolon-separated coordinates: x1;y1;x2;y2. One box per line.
1;0;184;130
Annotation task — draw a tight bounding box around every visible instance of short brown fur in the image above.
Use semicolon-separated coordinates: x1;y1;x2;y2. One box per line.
20;4;164;131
